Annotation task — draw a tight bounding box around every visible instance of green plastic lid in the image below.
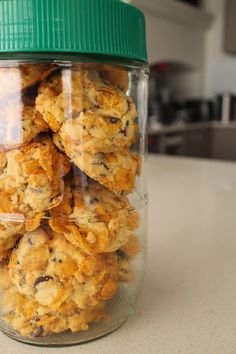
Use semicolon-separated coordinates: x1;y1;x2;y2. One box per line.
0;0;148;62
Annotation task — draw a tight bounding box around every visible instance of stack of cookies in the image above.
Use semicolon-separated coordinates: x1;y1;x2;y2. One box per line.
0;63;140;337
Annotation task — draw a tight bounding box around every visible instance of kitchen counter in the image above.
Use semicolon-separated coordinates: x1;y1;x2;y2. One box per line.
1;155;236;354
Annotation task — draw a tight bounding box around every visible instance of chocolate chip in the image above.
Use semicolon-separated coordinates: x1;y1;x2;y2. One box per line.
34;276;53;288
120;128;127;137
101;162;109;170
91;197;99;204
116;250;127;259
27;237;34;246
119;121;130;137
92;161;109;171
32;316;40;323
108;117;120;124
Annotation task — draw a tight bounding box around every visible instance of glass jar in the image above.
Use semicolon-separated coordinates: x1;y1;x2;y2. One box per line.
0;0;148;347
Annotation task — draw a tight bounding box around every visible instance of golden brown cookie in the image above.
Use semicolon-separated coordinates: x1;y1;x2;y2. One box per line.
9;228;119;310
0;63;56;99
1;228;137;337
1;284;105;337
0;136;70;222
36;69;137;153
55;108;137;154
54;138;140;194
72;150;140;195
50;178;140;254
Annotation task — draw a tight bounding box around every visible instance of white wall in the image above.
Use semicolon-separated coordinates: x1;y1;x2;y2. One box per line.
144;12;204;69
141;11;205;98
204;0;236;98
130;0;213;98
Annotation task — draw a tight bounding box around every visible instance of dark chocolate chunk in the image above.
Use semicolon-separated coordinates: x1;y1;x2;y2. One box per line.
116;249;127;259
101;162;109;170
27;237;34;246
34;276;53;288
31;316;40;323
108;117;120;124
120;128;127;136
90;197;99;204
92;161;109;171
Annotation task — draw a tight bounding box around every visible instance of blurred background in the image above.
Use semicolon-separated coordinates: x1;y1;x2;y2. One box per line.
127;0;236;161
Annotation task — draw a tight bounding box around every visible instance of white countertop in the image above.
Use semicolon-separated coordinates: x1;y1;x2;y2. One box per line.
1;155;236;353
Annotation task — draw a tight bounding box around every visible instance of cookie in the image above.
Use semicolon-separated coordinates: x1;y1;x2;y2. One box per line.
56;109;137;154
53;134;140;194
1;284;105;337
70;149;140;194
0;136;70;221
0;63;56;99
50;178;140;254
36;69;137;153
0;97;49;150
9;228;119;310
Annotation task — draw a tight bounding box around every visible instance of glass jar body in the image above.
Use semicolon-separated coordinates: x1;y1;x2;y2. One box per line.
0;55;148;346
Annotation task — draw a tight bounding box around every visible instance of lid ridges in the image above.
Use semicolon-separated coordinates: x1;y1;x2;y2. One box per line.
0;0;147;62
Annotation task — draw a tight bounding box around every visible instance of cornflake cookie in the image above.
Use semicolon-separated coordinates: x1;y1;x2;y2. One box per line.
0;63;56;98
36;69;137;153
0;95;48;150
1;285;105;337
53;139;140;194
50;178;140;254
9;228;119;310
0;136;70;224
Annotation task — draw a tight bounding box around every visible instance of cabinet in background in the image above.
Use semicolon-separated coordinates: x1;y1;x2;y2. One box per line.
149;128;211;158
183;129;211;158
224;0;236;54
211;128;236;161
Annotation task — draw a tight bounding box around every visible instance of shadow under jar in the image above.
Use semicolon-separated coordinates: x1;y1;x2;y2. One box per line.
0;0;149;347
